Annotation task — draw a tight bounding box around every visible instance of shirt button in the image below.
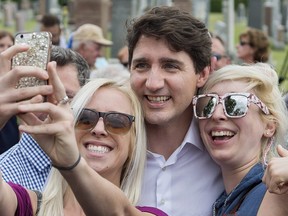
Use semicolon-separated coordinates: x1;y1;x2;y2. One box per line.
160;199;166;205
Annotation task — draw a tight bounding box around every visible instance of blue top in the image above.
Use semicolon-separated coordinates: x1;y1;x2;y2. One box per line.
213;163;266;216
0;133;51;191
0;116;20;154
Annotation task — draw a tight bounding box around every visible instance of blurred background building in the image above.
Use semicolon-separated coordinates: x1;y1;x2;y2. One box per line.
1;0;288;89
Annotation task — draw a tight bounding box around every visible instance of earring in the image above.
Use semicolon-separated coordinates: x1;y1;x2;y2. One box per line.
266;131;269;136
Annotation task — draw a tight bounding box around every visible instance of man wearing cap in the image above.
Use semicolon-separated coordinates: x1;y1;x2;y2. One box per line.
71;24;113;70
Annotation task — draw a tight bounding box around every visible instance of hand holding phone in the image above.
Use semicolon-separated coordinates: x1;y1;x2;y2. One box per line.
12;32;52;88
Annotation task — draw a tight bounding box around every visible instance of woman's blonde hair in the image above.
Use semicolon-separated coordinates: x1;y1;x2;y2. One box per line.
200;63;288;162
38;78;146;215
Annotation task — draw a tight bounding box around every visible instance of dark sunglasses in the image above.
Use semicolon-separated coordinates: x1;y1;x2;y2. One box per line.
75;108;135;135
192;93;270;119
212;53;228;61
239;41;252;46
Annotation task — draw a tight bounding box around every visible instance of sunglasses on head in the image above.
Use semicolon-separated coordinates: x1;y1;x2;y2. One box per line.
75;108;135;135
192;93;270;119
212;53;228;61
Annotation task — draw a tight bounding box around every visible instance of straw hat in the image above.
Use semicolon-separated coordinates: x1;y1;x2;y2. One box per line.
73;24;113;46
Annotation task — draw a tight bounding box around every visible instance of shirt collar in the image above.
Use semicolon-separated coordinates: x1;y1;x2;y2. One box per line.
182;118;204;151
146;118;204;159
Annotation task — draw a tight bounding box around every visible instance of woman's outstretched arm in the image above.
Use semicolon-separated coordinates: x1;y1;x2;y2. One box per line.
0;172;38;215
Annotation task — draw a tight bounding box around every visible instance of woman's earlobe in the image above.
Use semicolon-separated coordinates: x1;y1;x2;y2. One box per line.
264;121;276;138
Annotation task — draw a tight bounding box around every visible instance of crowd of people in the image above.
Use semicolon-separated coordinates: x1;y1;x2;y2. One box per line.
0;6;288;216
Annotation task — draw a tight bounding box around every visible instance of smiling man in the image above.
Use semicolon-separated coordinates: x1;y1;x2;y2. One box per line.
127;6;224;216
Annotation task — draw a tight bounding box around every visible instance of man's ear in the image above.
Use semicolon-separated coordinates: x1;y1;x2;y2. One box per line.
77;43;86;54
210;55;217;73
79;43;84;48
196;66;210;88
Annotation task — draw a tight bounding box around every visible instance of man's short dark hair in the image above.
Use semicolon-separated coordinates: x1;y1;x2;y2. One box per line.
126;6;212;74
41;14;60;27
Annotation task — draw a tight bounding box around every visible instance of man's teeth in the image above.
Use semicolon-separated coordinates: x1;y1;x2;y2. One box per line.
211;131;235;137
87;144;110;153
147;96;170;102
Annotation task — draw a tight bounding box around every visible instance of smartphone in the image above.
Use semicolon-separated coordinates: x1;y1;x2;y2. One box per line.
12;31;52;88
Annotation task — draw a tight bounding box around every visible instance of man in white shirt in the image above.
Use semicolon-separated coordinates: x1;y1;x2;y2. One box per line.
127;6;224;215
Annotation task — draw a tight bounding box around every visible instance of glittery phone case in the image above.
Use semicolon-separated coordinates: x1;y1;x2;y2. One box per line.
12;32;52;88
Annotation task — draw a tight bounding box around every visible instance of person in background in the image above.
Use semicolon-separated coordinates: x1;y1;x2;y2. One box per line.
0;75;168;215
0;45;90;191
90;63;130;82
211;33;232;70
0;30;13;52
193;63;288;215
90;45;130;81
117;45;129;68
72;23;113;72
0;30;19;154
236;28;270;63
40;14;67;48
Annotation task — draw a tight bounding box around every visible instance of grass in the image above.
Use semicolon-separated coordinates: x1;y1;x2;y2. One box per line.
209;13;288;92
0;17;37;33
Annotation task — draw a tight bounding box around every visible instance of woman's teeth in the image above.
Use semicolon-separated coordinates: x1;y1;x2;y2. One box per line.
87;144;110;153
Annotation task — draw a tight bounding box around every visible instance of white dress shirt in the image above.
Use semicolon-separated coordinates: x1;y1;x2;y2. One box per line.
138;120;224;216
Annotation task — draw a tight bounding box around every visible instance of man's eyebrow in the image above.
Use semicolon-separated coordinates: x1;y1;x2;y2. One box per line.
160;58;184;66
132;57;184;65
131;57;148;64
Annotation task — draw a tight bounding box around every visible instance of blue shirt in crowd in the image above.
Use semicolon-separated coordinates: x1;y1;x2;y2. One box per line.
0;132;51;191
0;116;20;154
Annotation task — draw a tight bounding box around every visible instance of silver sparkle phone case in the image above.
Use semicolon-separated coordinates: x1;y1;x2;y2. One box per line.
12;31;52;88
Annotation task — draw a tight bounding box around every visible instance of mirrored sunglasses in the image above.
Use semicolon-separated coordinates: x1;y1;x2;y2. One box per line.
192;93;270;119
75;108;135;135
